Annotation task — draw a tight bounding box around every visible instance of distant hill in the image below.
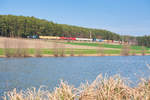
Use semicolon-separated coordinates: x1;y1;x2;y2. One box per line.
0;15;121;40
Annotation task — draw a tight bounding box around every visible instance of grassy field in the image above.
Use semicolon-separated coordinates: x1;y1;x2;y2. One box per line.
65;42;150;50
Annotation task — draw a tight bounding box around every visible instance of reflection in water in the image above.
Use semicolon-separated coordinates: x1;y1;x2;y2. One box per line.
0;56;150;96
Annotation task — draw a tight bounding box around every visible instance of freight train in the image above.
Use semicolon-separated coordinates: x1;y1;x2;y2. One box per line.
38;36;104;42
27;35;121;43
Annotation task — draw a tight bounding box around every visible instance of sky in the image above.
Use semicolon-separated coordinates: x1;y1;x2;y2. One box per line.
0;0;150;36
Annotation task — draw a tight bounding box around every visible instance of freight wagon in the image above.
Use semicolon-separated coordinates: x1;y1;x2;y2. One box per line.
59;37;76;40
27;35;39;39
39;36;59;40
76;38;92;41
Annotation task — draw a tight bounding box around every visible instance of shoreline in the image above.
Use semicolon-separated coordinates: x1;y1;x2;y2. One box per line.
0;53;150;58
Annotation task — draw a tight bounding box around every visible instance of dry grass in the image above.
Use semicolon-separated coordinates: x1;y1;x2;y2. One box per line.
70;48;74;56
48;80;76;100
2;74;150;100
53;40;59;57
2;81;76;100
131;49;136;56
121;44;130;56
3;38;30;57
141;46;146;56
34;39;42;57
97;43;105;56
59;43;65;57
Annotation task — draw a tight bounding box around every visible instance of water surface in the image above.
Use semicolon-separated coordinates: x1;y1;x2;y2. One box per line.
0;56;150;96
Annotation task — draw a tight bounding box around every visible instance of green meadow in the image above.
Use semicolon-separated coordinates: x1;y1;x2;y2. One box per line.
65;42;150;50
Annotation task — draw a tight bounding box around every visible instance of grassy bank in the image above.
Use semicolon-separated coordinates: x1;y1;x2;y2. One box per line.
2;74;150;100
0;37;150;57
1;48;150;57
0;48;121;56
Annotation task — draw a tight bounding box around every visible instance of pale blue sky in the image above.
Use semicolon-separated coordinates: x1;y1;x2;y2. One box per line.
0;0;150;36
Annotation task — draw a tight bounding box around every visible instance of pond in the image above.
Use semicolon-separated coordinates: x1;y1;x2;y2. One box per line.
0;56;150;96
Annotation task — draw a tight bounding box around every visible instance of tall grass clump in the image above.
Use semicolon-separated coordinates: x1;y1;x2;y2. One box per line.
121;44;130;56
141;46;146;56
131;49;136;56
53;40;59;57
97;43;105;56
78;50;83;56
34;39;42;57
79;74;130;100
18;38;29;57
4;38;12;57
70;48;74;56
14;38;24;57
49;80;76;100
59;43;65;57
3;87;50;100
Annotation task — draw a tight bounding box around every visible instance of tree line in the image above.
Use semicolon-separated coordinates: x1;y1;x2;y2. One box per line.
0;15;120;40
0;15;150;47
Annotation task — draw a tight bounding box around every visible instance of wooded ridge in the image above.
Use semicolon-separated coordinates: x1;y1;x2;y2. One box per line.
0;15;150;47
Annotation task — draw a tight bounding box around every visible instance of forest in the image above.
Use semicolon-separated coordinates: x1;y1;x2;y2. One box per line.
0;15;150;47
0;15;120;39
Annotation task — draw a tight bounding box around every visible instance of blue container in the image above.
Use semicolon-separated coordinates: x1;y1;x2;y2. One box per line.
92;38;96;41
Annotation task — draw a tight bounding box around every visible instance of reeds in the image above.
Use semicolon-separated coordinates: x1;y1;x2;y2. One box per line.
2;81;76;100
34;39;42;57
97;43;105;56
59;43;65;57
121;44;130;56
48;80;76;100
3;38;29;57
3;37;44;57
53;40;59;57
141;46;146;56
3;74;150;100
53;40;66;57
70;48;74;56
4;38;12;57
131;49;136;56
